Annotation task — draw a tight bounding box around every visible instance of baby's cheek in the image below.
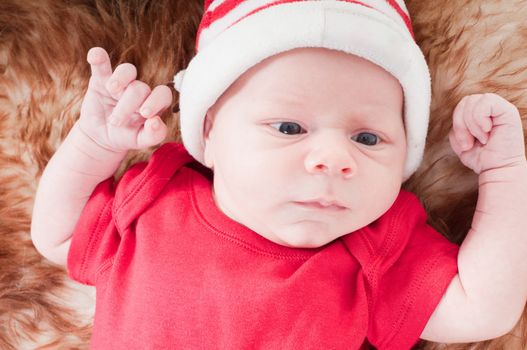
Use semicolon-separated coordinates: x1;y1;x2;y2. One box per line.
222;160;261;195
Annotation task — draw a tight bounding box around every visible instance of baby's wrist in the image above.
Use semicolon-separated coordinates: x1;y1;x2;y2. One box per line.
479;160;527;185
53;122;128;178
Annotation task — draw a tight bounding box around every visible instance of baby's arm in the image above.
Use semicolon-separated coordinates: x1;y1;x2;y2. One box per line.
30;47;171;266
421;93;527;342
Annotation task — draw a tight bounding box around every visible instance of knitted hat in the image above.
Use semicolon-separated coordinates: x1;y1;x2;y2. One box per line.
174;0;431;180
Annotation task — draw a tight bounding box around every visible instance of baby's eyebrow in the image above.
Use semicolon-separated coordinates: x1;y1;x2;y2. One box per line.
266;92;306;106
345;105;399;120
341;109;404;132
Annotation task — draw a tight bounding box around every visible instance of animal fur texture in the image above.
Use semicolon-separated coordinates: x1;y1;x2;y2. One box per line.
0;0;525;349
0;1;201;348
407;1;527;348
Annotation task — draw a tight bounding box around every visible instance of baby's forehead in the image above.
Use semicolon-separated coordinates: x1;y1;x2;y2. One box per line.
205;48;404;132
237;49;400;93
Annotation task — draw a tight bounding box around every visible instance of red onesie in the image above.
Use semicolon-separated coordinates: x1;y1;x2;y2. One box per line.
68;142;458;349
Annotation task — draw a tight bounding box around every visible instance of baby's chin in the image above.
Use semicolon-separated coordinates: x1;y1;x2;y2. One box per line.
264;222;351;249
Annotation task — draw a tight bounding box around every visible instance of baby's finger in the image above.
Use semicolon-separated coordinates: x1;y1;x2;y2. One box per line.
481;93;521;128
136;116;168;149
105;63;138;100
109;80;151;126
448;130;465;156
139;85;173;118
469;96;495;144
87;47;112;86
452;96;474;151
464;95;490;145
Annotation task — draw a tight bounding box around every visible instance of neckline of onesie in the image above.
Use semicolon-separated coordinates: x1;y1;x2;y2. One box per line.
189;169;328;260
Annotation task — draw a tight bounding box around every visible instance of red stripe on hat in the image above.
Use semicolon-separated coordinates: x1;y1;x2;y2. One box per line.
229;0;373;32
384;0;414;38
198;0;245;45
204;0;215;11
197;0;414;50
196;0;366;50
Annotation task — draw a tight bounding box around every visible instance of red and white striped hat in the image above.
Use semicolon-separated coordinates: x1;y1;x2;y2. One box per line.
174;0;431;180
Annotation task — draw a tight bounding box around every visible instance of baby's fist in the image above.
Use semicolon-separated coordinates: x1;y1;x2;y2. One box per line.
449;93;525;174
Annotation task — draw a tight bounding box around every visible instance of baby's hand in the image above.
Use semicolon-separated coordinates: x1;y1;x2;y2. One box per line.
78;47;171;153
449;93;526;174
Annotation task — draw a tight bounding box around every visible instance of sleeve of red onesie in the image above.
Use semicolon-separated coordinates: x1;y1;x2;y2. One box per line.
366;192;459;350
66;177;118;286
66;142;193;286
66;162;147;286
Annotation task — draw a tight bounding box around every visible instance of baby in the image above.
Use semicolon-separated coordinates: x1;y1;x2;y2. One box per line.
31;1;527;349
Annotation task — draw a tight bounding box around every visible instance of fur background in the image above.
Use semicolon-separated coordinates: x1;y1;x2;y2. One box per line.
0;0;525;348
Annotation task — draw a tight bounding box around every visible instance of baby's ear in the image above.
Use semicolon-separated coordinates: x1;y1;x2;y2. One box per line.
203;111;214;140
203;112;215;169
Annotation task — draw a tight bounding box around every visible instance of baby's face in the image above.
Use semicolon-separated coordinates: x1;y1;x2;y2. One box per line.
203;48;406;248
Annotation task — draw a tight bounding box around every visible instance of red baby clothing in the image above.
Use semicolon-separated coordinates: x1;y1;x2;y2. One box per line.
67;142;458;349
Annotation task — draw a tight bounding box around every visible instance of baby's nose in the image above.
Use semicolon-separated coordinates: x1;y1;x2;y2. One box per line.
304;148;356;179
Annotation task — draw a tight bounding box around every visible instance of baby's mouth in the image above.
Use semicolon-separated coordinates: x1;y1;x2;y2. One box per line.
293;199;347;211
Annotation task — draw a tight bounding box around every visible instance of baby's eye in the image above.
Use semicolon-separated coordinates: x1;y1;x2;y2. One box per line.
351;132;380;146
270;122;306;135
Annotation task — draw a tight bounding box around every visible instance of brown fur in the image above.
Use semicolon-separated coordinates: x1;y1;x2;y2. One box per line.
0;0;201;348
406;0;527;349
0;0;526;348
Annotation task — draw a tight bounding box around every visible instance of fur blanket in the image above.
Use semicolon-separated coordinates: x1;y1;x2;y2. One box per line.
0;0;525;348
